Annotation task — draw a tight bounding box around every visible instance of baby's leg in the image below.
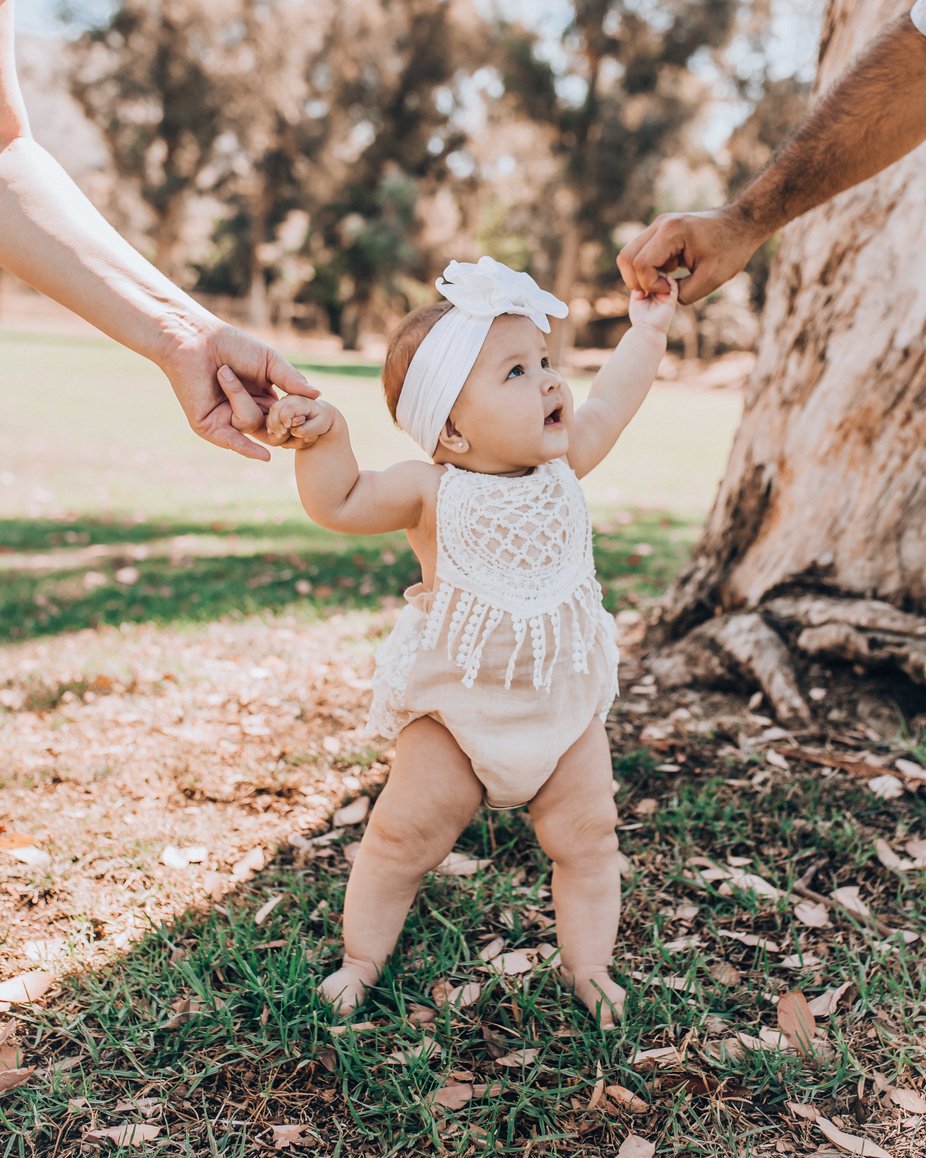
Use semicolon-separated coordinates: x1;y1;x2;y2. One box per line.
528;719;624;1028
320;716;484;1014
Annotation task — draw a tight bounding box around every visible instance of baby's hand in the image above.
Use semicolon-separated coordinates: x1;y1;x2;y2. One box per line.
266;394;335;449
628;275;678;335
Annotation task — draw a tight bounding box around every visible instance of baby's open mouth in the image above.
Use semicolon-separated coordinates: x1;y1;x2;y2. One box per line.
544;408;562;426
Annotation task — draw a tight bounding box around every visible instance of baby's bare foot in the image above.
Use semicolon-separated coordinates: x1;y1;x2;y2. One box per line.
562;969;626;1028
319;955;380;1016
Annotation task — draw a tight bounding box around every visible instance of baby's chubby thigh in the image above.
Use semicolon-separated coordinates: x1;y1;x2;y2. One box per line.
365;716;484;876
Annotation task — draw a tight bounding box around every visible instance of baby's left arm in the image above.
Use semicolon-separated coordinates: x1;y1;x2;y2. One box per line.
568;280;677;478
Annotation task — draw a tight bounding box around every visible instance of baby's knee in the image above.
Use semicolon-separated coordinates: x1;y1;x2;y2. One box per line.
364;812;447;873
537;803;619;865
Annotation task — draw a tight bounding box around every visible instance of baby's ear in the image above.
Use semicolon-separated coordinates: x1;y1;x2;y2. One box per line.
436;419;470;455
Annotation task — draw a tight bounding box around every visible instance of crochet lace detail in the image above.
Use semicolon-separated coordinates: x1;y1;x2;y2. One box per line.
422;458;605;690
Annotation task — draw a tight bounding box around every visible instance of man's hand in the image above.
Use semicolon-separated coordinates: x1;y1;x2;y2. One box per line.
617;207;766;306
158;318;319;460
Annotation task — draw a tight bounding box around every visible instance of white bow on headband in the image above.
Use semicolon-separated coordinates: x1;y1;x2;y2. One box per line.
396;256;569;455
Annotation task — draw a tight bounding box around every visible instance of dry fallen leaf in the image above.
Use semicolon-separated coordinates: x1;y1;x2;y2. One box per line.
478;936;506;962
436;851;492;876
888;1087;926;1114
0;1067;34;1093
629;1045;682;1069
586;1061;605;1110
779;953;823;970
433;1081;473;1110
495;1048;539;1067
386;1035;442;1065
407;1004;436;1026
446;982;482;1009
874;838;926;873
688;856;781;900
606;1084;650;1114
814;1116;892;1157
270;1123;318;1150
85;1124;162;1146
895;758;926;781
777;991;816;1055
0;832;41;851
830;886;870;920
0;971;54;1009
717;930;780;952
2;843;50;868
254;894;285;926
231;847;265;880
490;951;532;976
807;982;852;1017
735;1029;794;1054
709;961;741;986
786;1100;820;1121
794;901;830;928
332;797;370;827
328;1021;376;1036
616;1134;656;1158
867;774;905;800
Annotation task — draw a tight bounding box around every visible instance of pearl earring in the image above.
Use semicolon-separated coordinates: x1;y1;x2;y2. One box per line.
457;440;465;450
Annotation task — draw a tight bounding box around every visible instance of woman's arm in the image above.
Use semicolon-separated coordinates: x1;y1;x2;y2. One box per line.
0;0;29;144
0;0;315;460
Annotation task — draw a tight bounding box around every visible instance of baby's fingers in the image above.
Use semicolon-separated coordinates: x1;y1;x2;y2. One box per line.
266;399;303;440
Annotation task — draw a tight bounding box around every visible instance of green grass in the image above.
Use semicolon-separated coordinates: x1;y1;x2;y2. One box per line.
3;757;924;1156
10;331;922;1154
0;330;717;643
0;510;696;643
0;332;741;524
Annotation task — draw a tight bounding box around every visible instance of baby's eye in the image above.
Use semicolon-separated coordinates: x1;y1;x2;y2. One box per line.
506;364;525;379
541;357;551;369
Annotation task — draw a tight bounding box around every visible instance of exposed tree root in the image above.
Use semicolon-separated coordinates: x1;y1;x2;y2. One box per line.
647;595;926;728
766;595;926;685
648;612;813;729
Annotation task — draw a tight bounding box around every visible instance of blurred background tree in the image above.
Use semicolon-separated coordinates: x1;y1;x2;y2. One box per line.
53;0;819;351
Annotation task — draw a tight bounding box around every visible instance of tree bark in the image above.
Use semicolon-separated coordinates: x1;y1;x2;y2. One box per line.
651;0;926;722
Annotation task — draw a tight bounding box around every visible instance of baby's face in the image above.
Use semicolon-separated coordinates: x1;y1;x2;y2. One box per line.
448;315;573;475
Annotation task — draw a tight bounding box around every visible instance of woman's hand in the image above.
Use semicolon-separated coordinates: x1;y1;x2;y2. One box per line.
158;318;319;459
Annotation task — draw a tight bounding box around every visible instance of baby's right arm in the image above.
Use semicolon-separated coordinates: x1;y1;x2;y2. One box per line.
267;394;434;536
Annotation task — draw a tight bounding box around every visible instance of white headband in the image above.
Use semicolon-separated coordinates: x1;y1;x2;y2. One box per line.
395;256;568;455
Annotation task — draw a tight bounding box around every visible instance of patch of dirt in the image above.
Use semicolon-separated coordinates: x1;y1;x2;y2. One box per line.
3;603;921;984
0;609;399;976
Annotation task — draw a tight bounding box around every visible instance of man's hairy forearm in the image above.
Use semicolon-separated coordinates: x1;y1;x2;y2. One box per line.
733;14;926;238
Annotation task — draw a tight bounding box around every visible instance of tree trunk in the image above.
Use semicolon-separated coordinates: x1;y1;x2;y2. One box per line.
548;215;582;365
650;0;926;725
247;183;271;330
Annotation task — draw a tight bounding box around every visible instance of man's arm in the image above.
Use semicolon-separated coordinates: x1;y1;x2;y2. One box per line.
618;10;926;304
0;0;315;460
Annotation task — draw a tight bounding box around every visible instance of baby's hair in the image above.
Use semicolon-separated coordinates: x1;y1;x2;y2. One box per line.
382;299;455;423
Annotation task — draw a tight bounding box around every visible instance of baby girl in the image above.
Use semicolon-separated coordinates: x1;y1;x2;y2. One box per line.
221;257;676;1026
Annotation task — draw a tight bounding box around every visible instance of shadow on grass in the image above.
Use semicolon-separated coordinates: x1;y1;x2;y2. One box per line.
3;757;925;1155
1;513;697;644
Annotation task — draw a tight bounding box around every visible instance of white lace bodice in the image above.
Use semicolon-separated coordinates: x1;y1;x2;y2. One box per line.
420;458;605;690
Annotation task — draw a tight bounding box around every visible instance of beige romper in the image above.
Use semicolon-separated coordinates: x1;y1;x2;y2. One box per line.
365;458;620;808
